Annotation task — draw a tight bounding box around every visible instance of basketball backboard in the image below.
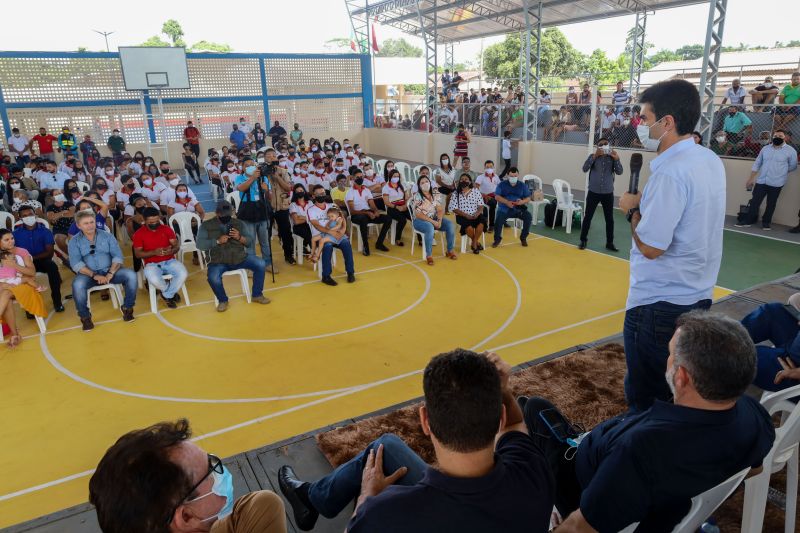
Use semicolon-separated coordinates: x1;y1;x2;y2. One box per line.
118;47;190;91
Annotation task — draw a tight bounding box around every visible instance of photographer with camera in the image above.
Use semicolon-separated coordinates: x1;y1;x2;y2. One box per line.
196;201;270;312
235;159;277;275
264;148;296;265
578;138;623;252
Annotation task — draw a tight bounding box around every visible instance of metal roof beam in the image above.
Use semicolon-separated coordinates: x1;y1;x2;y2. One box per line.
350;0;419;16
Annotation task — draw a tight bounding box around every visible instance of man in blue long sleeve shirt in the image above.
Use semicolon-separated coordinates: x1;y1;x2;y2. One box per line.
578;138;624;251
68;211;138;331
229;124;246;150
741;293;800;391
738;129;798;230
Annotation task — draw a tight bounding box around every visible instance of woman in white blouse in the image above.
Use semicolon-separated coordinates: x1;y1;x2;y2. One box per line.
167;183;205;218
411;175;456;265
449;173;486;254
434;153;456;213
381;169;410;247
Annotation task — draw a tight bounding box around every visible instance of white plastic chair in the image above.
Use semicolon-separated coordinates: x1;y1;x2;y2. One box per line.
312;246;339;279
0;211;16;231
214;270;250;306
409;203;445;260
86;284;124;311
551;178;582;234
362;156;375;169
411;165;426;183
394;162;412;184
13;217;50;229
225;190;241;212
168;212;205;270
75;181;90;193
345;201;380;253
741;384;800;533
460;206;488;253
618;467;750;533
523;175;549;226
148;273;191;314
374;159;387;176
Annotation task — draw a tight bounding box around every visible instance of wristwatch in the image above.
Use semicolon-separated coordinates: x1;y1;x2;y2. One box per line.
626;208;640;223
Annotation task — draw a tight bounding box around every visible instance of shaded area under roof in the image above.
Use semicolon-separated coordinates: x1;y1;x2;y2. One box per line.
354;0;710;43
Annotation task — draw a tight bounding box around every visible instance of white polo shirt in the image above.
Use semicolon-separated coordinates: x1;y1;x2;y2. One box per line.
7;135;29;156
306;202;332;236
364;174;385;189
382;183;406;204
475;173;500;195
289;201;310;221
139;181;168;203
345;187;373;212
291;173;322;190
160;187;198;206
168;198;200;213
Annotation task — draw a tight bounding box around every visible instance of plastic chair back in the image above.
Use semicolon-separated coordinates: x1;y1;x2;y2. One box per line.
375;159;387;176
225;190;241;212
412;165;426;182
761;385;800;468
552;179;573;207
395;162;412;184
168;212;202;244
0;211;15;231
75;181;90;193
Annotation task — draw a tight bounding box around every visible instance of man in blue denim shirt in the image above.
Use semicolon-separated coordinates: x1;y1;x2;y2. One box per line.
491;168;532;247
68;210;138;331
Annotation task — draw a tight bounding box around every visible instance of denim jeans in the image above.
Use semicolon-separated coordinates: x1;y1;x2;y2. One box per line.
321;239;354;278
493;206;532;244
241;219;272;267
143;258;188;299
206;255;265;303
72;268;138;318
742;302;800;391
307;434;427;518
624;299;711;411
413;218;455;257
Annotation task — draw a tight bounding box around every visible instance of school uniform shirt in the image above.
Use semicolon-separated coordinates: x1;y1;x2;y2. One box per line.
98;189;115;205
284;156;298;173
168;197;200;213
291;173;322;191
475;173;501;195
363;174;385;189
139;182;168;204
116;187;141;208
306;203;333;236
382;184;407;206
160;187;198;206
448;188;484;216
289;201;310;223
345;186;374;212
312;170;331;190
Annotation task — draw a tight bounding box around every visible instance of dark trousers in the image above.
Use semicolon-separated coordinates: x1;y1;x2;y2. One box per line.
351;213;391;250
742;302;800;392
386;207;410;241
189;143;200;158
272;209;294;261
485;197;497;229
747;183;783;226
33;257;62;306
624;299;711;411
579;191;615;244
499;158;512;179
292;222;312;251
521;397;580;518
185;163;201;182
493;206;532;243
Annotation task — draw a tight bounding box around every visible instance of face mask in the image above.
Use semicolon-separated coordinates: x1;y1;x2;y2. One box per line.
773;137;785;146
485;168;494;176
636;118;666;151
764;82;773;88
315;168;324;175
257;158;265;163
386;165;394;171
105;169;114;176
346;151;354;157
508;176;519;186
10;183;21;190
177;191;188;199
113;132;119;137
218;215;232;224
143;178;153;186
69;187;79;194
13;134;20;138
136;206;146;214
600;145;611;154
300;169;308;176
126;182;135;190
147;223;160;230
161;168;170;174
365;169;374;177
459;181;470;190
354;177;364;186
189;466;235;523
715;134;727;144
311;147;318;152
170;178;180;186
54;194;66;203
335;165;344;171
390;177;400;184
441;159;449;165
420;182;431;192
22;216;36;226
244;166;256;176
314;195;326;203
728;111;736;117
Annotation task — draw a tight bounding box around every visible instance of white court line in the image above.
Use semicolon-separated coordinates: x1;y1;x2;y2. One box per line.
724;226;800;246
469;253;522;351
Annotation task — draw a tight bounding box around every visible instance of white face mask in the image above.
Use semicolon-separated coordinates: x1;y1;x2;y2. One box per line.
420;182;431;192
143;178;153;186
54;194;66;203
365;169;374;177
386;165;394;171
335;165;344;171
716;134;727;144
485;168;494;176
636;117;666;151
176;191;188;199
441;159;449;165
764;82;773;88
600;145;612;154
105;169;114;176
170;178;180;186
10;183;21;190
22;216;36;226
508;176;518;186
390;177;400;184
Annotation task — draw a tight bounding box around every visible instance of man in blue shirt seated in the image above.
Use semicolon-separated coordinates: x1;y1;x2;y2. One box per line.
741;292;800;392
13;205;64;312
229;124;246;150
278;349;555;533
491;167;533;247
523;311;775;533
68;210;138;331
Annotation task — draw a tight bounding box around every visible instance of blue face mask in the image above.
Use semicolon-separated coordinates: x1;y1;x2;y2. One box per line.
244;165;256;177
188;465;234;523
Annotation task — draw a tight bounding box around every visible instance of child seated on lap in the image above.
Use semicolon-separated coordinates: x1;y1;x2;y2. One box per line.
0;251;43;290
310;206;346;262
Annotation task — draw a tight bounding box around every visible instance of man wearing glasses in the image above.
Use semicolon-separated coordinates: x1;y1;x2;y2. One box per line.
89;419;286;533
68;210;138;331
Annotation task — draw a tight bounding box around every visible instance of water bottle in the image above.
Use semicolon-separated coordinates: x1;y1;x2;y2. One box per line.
699;518;720;533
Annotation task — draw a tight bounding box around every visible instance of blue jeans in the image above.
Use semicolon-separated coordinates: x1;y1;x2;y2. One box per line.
413;218;455;256
321;238;354;278
143;258;188;299
206;255;265;303
742;302;800;391
493;206;532;244
623;299;711;411
307;434;427;518
72;268;138;318
241;219;272;267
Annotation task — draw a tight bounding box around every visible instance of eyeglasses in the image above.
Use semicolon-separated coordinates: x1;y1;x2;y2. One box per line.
166;454;223;524
89;244;95;255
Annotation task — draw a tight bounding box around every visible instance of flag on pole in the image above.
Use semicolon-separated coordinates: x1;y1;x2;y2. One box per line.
371;16;380;53
349;26;358;52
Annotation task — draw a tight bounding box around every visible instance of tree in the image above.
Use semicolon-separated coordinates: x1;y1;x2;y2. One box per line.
376;38;422;57
324;38;352;52
190;41;232;53
140;35;171;47
162;19;186;48
674;44;705;60
77;46;88;53
482;29;585;86
648;49;682;66
583;49;620;86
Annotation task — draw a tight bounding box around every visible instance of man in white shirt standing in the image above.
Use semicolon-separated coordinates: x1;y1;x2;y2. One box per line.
618;79;726;412
7;128;30;165
721;78;747;106
499;131;514;179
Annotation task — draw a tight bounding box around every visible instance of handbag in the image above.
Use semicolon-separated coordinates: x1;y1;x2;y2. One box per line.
237;189;268;223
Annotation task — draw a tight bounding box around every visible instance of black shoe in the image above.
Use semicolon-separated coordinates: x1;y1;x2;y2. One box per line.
347;273;356;283
172;293;181;303
396;240;404;247
278;465;319;531
362;247;370;257
321;276;338;286
520;238;528;247
81;316;94;332
789;225;800;234
121;307;135;322
54;304;65;313
162;294;177;309
517;395;529;410
25;312;34;320
478;243;484;251
605;243;619;252
492;240;500;248
376;243;389;252
578;241;587;250
287;256;297;265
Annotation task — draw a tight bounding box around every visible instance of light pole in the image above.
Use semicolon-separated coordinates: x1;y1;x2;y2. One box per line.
93;30;115;52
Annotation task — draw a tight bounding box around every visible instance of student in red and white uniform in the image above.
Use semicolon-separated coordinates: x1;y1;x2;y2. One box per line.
221;161;239;194
166;183;205;218
342;147;359;169
475;160;501;231
291;161;321;190
382;169;410;247
289;184;313;254
160;173;197;208
139;173;167;205
345;172;392;256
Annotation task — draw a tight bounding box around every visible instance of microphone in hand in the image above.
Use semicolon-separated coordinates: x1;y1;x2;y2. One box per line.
628;153;643;194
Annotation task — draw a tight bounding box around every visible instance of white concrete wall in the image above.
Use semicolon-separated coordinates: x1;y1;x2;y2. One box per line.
365;129;800;226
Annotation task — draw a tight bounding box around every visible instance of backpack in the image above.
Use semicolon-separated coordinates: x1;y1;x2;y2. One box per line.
736;201;751;225
544;198;563;227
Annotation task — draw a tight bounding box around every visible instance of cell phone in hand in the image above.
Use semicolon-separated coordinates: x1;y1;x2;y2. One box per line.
225;223;233;234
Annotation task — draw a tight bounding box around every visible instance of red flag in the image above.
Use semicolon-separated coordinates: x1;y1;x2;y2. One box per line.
371;17;380;53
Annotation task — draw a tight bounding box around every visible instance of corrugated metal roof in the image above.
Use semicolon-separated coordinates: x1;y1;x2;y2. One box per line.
355;0;710;43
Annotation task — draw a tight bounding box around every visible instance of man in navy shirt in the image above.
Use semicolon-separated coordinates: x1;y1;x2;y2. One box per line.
278;349;554;532
523;311;774;533
13;205;64;312
229;124;246;150
492;167;533;247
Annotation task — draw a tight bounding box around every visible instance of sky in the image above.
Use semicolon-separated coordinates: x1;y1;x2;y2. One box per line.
2;0;798;66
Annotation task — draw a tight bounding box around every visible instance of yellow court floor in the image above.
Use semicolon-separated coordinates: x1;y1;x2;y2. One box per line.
0;232;732;528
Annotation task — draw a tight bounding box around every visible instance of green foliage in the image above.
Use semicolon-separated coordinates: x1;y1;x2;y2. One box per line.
403;83;426;95
190;41;232;53
673;44;705;60
77;47;89;53
140;35;171;47
161;19;186;48
583;49;620;85
376;38;422;58
325;38;353;52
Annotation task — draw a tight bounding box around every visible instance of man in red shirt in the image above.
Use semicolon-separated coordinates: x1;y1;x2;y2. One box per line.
183;121;201;158
132;207;188;308
30;127;57;162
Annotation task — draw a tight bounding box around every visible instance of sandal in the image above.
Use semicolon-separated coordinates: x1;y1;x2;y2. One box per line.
426;256;434;265
446;251;457;260
396;241;404;247
7;334;21;348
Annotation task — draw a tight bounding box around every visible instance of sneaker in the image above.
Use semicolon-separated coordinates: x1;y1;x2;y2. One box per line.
121;307;135;323
578;241;587;250
733;223;752;228
762;224;772;231
217;301;229;312
321;276;338;286
81;316;94;332
161;293;177;309
376;243;389;252
347;273;356;283
790;225;800;234
253;295;271;305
